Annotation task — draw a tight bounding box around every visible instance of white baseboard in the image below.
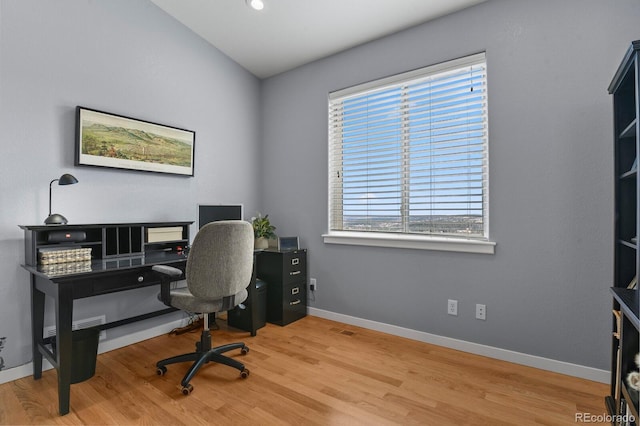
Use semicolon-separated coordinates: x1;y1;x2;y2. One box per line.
0;318;184;385
308;307;610;384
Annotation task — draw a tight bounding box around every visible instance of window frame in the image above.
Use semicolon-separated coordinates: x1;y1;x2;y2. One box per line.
323;53;495;254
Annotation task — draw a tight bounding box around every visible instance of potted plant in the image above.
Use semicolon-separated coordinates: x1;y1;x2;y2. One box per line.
252;213;276;249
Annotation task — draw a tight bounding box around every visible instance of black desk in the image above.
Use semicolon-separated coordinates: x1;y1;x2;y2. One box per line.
20;222;191;415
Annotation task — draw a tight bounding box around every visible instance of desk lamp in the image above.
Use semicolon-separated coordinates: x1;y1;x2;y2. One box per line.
45;173;78;225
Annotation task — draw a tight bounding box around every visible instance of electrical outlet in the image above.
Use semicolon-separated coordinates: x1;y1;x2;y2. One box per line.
476;304;486;320
447;299;458;316
309;278;317;291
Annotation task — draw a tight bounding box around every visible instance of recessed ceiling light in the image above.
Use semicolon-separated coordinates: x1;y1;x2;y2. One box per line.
246;0;264;11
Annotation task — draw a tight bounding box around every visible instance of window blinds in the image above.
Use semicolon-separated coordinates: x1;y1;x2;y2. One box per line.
328;53;488;239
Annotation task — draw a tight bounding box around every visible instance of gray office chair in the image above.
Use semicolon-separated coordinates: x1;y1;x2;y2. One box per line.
152;220;254;395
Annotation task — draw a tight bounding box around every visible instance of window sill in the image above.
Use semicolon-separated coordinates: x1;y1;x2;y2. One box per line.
322;231;496;255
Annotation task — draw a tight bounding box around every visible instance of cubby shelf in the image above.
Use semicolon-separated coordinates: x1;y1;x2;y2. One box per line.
21;222;192;270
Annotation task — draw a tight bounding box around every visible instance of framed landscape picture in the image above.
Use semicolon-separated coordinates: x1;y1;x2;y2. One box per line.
75;107;195;176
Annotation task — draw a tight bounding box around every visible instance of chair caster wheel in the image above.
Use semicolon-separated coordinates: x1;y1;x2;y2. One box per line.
181;384;193;395
240;368;250;379
241;346;249;355
156;366;167;376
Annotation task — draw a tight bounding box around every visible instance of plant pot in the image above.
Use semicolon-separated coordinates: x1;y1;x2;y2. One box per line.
254;237;268;249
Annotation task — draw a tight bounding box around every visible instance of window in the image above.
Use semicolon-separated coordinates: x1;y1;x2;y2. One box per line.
325;53;494;254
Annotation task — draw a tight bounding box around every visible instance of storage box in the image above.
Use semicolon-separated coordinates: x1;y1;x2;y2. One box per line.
38;247;92;265
147;227;183;243
40;261;92;277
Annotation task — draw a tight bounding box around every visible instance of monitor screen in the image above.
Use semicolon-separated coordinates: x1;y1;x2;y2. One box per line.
198;205;244;228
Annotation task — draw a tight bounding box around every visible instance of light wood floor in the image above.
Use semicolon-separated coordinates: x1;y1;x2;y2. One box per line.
0;315;608;425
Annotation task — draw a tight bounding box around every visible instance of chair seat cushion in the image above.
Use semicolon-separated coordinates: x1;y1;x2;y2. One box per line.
162;287;248;314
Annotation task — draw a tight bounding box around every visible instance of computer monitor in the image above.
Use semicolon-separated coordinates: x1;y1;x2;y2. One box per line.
198;204;244;228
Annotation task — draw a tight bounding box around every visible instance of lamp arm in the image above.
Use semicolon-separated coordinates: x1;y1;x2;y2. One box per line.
49;179;58;216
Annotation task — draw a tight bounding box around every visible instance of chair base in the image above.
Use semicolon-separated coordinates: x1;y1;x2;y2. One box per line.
156;329;249;394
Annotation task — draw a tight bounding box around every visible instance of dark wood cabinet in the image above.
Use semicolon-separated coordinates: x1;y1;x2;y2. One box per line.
257;249;307;326
20;221;192;415
607;40;640;425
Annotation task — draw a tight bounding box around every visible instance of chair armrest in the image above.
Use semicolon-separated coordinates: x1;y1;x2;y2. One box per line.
152;265;183;306
152;265;183;278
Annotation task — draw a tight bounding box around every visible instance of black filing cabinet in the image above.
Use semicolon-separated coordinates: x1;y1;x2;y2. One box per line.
257;249;307;325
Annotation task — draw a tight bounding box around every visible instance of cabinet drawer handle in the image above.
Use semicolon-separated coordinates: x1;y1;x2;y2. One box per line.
290;299;301;305
291;258;299;265
290;271;301;276
291;287;299;295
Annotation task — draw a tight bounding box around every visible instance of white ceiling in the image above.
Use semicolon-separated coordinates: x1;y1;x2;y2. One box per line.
150;0;486;79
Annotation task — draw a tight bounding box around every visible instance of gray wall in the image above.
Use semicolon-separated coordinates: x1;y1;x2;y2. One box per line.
1;0;638;374
260;0;640;370
0;0;261;368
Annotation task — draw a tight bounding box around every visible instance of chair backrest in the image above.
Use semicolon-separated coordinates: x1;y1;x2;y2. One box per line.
186;220;254;300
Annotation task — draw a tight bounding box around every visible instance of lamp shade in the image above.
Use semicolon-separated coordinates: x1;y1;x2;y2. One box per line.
45;174;79;225
58;173;78;186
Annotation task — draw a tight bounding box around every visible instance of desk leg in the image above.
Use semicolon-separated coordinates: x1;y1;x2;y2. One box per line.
54;284;73;416
30;276;44;379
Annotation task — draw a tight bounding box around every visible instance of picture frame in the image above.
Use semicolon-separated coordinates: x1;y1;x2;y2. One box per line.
75;106;195;176
268;236;300;251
